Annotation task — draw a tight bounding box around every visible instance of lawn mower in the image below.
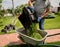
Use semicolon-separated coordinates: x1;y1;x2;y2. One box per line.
1;16;18;33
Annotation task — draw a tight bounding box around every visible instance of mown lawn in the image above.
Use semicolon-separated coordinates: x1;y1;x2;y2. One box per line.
0;14;60;34
0;16;23;34
5;42;60;47
44;14;60;30
47;41;60;45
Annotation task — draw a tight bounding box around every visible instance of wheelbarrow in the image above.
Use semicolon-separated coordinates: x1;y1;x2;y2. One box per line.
16;28;60;46
17;28;47;45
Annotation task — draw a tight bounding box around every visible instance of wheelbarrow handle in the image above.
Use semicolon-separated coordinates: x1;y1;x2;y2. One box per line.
47;33;60;37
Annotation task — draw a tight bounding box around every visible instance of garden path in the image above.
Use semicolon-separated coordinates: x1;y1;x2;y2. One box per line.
0;29;60;47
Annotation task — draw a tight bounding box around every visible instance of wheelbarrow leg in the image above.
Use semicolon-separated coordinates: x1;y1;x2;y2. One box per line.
42;41;45;44
27;43;35;47
27;43;30;47
43;39;46;44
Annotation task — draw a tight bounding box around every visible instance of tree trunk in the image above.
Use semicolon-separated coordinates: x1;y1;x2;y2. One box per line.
12;0;15;16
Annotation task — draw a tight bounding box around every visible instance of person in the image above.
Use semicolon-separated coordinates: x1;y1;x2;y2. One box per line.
28;0;34;12
28;0;36;21
34;0;50;30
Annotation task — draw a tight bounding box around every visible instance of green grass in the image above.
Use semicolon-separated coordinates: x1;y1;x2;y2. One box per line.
28;23;43;40
0;14;60;34
5;41;60;47
44;15;60;30
47;41;60;45
5;43;60;47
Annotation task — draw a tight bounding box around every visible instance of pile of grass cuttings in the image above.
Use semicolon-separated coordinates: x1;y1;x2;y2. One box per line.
28;23;43;40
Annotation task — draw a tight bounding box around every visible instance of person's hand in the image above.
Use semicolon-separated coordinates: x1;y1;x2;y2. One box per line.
37;17;41;22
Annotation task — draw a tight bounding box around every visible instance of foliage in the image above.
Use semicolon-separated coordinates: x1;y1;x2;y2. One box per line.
28;23;42;40
0;9;5;16
15;4;28;15
0;0;3;16
54;12;60;16
7;9;12;14
0;3;28;16
0;4;2;8
0;0;2;9
0;0;2;3
0;9;12;16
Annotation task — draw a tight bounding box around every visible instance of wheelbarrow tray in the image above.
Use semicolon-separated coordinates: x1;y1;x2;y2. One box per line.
17;28;48;45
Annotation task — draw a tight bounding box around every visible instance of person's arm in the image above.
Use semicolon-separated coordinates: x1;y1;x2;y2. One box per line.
41;0;50;18
37;8;50;22
28;1;32;7
41;8;50;18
